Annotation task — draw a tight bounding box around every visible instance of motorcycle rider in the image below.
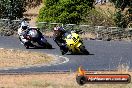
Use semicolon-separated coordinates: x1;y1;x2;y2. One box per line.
53;26;68;55
18;18;34;48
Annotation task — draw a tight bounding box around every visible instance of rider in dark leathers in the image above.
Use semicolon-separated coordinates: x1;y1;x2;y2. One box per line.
53;26;68;55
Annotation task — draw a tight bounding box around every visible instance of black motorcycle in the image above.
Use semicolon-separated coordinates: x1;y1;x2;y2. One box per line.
22;28;52;49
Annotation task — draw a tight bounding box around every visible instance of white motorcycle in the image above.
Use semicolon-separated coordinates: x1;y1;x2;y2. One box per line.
23;27;52;49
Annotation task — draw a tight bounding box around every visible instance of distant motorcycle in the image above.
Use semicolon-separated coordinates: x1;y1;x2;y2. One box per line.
22;27;52;49
63;30;89;55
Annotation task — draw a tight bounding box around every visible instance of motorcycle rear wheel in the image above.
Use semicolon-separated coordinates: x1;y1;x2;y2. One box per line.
45;42;52;49
79;45;89;55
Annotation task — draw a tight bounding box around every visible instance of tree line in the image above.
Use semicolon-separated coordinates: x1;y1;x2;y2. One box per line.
0;0;131;28
0;0;42;20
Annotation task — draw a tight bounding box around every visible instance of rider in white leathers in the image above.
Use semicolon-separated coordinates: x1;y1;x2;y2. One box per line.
18;19;32;48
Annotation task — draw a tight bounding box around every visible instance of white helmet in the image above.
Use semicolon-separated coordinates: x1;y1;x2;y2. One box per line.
21;21;28;30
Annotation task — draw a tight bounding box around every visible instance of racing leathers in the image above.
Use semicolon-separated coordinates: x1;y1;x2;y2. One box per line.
53;27;68;54
17;21;33;48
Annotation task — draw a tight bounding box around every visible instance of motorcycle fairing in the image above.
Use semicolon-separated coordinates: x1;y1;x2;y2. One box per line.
65;32;83;53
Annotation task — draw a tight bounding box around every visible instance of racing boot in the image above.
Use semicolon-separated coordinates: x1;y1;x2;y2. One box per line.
24;41;34;49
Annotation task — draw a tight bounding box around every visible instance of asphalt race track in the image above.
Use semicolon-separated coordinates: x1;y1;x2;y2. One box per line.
0;36;132;73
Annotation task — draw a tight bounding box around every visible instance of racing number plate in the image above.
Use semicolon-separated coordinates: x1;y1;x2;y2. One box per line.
72;37;78;43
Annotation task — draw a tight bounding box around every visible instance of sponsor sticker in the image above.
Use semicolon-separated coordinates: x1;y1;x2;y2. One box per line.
76;66;131;85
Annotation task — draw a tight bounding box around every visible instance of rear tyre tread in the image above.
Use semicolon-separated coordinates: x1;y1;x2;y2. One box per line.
79;45;90;55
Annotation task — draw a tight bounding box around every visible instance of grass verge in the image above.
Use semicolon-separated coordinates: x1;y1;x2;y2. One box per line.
0;48;53;68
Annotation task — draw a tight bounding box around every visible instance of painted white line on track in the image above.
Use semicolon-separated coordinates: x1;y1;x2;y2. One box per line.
0;48;4;49
55;55;69;65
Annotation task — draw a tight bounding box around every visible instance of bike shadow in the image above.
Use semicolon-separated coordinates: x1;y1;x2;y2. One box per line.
28;47;55;49
66;53;94;55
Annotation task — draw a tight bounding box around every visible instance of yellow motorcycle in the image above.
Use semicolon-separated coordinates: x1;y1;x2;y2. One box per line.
64;31;89;55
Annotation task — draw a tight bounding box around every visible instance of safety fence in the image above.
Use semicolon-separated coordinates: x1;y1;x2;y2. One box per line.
0;19;132;41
